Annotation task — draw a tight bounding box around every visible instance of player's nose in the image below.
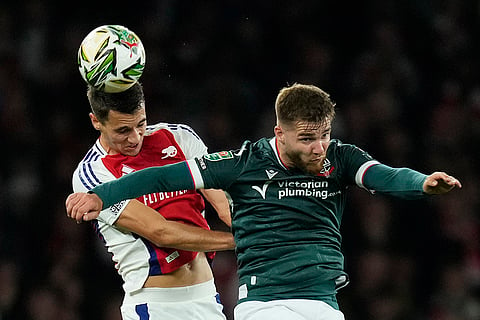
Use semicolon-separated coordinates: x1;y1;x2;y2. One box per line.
128;128;143;144
312;140;326;155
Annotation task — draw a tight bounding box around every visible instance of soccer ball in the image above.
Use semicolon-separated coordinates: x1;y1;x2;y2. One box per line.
78;25;146;93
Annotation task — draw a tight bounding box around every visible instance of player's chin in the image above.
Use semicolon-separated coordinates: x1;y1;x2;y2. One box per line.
122;145;141;156
302;163;323;175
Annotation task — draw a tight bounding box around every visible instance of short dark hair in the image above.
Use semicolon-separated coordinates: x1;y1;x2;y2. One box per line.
87;82;145;123
275;83;335;125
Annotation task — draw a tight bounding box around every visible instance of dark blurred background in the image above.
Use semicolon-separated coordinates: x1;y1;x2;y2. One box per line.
1;1;479;319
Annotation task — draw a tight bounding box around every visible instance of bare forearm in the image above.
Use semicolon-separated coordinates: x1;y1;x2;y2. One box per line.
159;221;235;251
200;188;232;227
115;200;235;251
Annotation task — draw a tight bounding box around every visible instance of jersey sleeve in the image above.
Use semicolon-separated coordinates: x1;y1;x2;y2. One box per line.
332;140;428;199
332;141;379;187
92;142;251;209
92;162;196;209
362;164;427;199
188;145;249;190
72;160;130;225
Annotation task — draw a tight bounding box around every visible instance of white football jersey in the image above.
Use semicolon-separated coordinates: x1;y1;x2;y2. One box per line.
72;122;210;293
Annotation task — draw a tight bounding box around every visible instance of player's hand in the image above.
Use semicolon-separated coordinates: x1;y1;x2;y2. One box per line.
65;192;104;223
423;172;462;195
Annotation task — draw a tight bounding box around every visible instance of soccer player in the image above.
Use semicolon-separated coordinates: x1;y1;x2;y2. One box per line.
66;83;461;320
70;82;234;320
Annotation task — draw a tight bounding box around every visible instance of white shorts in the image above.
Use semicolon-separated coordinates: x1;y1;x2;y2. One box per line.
234;299;345;320
121;280;226;320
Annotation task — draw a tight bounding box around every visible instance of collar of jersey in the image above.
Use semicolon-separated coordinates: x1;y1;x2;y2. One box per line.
269;137;288;170
95;138;108;155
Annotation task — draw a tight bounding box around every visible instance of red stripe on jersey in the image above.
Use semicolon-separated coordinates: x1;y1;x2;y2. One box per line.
275;138;290;169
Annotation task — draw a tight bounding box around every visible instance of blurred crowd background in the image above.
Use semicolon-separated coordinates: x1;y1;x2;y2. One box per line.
1;1;479;319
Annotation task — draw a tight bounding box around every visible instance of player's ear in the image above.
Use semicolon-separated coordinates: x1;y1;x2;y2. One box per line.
274;125;285;144
89;113;101;130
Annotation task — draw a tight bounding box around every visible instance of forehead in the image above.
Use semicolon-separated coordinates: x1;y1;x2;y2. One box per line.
290;120;331;134
105;108;146;127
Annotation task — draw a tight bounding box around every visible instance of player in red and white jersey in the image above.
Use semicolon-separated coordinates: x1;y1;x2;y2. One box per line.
71;82;234;320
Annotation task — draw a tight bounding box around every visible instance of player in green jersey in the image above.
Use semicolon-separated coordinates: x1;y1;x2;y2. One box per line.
66;83;461;320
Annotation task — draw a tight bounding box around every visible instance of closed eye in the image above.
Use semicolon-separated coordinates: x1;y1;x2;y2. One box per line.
116;128;130;134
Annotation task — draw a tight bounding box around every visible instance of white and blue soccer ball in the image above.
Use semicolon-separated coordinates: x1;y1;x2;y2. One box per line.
78;25;146;93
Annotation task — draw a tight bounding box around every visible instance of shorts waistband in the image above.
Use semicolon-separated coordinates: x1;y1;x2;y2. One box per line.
123;280;217;304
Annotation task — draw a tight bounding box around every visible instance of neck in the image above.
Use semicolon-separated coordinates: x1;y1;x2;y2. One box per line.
98;136;118;155
275;138;291;168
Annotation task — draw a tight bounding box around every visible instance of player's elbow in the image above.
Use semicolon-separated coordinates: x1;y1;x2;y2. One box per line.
218;211;232;227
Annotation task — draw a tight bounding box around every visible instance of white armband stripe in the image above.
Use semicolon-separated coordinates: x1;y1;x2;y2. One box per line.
355;160;380;189
98;199;131;225
186;159;204;189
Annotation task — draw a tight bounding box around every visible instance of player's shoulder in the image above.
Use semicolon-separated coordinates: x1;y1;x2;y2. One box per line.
72;140;110;191
326;139;366;164
146;122;201;139
327;139;375;172
329;138;346;148
230;137;284;162
251;137;275;154
229;138;273;162
228;138;264;154
146;122;207;158
203;139;259;162
328;139;362;153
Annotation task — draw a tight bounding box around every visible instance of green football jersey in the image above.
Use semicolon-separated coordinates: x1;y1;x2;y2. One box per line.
192;138;377;304
92;136;428;308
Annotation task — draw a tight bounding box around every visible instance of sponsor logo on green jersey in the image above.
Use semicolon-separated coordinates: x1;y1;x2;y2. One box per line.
204;151;234;161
